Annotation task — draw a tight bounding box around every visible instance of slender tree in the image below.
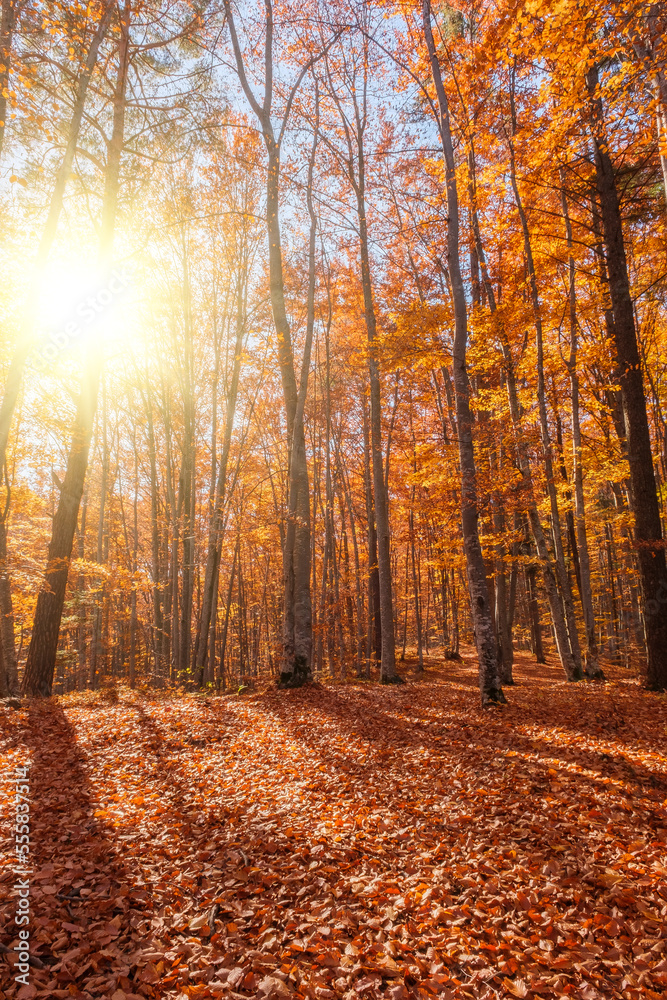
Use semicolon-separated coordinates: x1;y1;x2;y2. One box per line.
421;0;504;705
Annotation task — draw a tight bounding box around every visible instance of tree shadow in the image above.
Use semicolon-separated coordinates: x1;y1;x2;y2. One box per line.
3;684;663;1000
0;700;161;997
384;651;667;779
267;677;667;803
130;701;228;848
246;683;666;891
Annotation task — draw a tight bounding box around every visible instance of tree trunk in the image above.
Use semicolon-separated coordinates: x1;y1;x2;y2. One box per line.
128;430;139;688
526;563;546;664
178;235;196;680
90;379;109;688
143;391;164;678
507;89;584;680
336;439;365;676
492;451;513;685
22;2;129;697
223;1;319;685
587;63;667;689
361;393;382;673
76;492;88;689
422;0;503;704
0;0;18;161
22;350;104;696
359;242;398;683
278;116;318;684
561;183;602;677
349;111;399;683
468;114;580;682
196;278;245;683
409;399;423;672
0;510;18;696
219;538;239;690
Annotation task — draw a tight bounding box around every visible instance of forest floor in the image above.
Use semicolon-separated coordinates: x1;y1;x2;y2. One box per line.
1;651;667;1000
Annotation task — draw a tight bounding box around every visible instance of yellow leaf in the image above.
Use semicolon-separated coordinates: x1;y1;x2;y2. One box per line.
503;979;528;998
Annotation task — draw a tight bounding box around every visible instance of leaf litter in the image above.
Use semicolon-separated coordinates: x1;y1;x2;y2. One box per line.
1;653;666;1000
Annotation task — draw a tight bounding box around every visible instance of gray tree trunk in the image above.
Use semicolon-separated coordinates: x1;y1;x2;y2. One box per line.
468;122;581;682
506;104;584;680
224;0;320;684
422;0;503;704
561;183;602;677
356;174;399;684
196;281;245;684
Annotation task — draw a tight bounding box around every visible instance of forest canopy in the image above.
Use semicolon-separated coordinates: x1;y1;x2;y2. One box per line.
0;0;666;703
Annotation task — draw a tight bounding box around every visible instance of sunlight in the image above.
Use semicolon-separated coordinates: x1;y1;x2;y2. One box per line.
35;258;134;368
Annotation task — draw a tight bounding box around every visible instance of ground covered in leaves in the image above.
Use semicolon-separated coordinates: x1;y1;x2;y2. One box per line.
1;653;667;1000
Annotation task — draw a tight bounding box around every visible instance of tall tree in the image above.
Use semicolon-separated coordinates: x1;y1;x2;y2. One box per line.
587;62;667;690
324;18;400;683
421;0;504;705
23;0;130;696
223;0;334;684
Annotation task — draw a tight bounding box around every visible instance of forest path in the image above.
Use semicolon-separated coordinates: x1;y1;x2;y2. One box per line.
1;654;666;1000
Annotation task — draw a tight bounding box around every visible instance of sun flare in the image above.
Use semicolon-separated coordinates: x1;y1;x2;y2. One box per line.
35;258;137;367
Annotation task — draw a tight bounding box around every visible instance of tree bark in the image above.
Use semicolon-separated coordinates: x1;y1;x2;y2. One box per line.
422;0;503;704
587;63;667;689
0;0;18;161
178;234;196;679
325;38;400;683
129;437;138;689
361;395;381;673
89;380;109;689
526;563;546;663
491;447;513;684
196;280;245;684
561;183;602;677
22;349;104;696
468;117;580;682
409;398;423;672
279;109;319;684
356;167;399;684
223;0;320;685
507;87;584;680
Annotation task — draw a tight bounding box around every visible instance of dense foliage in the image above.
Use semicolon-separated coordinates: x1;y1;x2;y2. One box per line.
0;0;666;699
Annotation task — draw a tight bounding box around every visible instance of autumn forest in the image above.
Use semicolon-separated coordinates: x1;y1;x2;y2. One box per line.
1;0;667;998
